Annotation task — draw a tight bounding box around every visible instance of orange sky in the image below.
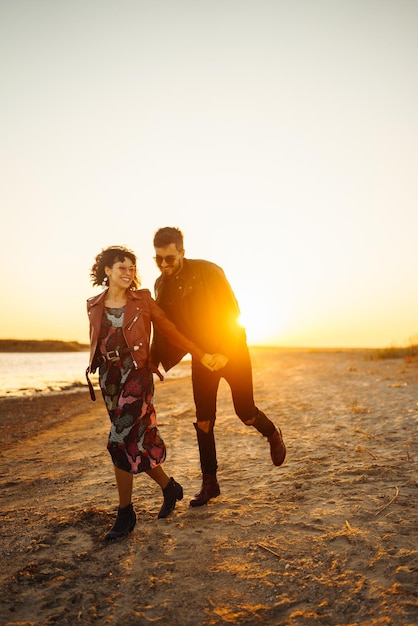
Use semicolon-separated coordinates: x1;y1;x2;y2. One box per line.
1;1;417;348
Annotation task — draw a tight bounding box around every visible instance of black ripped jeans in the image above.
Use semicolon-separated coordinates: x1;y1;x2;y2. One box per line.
191;343;275;473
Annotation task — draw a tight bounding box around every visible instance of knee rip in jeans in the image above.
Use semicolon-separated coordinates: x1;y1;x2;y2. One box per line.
194;420;213;434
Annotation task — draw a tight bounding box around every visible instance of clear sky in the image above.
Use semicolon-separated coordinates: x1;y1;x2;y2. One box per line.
1;0;417;348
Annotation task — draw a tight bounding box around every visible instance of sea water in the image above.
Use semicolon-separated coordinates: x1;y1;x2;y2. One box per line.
0;352;191;398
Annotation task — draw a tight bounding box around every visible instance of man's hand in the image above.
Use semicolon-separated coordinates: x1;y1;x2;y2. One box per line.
200;354;216;371
200;353;229;371
208;353;229;371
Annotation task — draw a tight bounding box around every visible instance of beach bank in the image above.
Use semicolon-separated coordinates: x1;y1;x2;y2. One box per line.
0;349;417;625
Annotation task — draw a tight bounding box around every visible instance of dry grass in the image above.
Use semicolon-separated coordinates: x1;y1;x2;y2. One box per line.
372;342;418;360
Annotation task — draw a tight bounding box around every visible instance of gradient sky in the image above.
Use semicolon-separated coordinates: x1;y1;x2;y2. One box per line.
1;0;417;348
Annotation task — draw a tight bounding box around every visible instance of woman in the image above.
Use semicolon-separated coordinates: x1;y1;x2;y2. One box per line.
86;245;214;540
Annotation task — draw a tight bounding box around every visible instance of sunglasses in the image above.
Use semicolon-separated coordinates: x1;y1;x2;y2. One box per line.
154;255;177;266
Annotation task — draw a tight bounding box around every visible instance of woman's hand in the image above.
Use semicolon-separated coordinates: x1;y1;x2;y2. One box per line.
200;353;229;372
210;353;229;371
200;354;216;371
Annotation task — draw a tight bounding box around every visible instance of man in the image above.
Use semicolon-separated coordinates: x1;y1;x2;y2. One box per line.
150;227;286;507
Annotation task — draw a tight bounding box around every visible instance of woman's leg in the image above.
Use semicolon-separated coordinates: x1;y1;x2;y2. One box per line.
146;465;170;488
106;466;136;540
147;466;183;519
114;466;134;508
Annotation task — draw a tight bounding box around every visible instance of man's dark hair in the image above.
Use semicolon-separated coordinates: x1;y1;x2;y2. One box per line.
153;227;184;251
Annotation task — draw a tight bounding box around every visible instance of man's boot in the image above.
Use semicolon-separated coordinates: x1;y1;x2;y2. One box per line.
252;410;286;467
268;428;286;466
190;473;220;507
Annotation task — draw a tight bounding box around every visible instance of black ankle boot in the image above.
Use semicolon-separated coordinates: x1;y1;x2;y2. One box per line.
158;477;184;519
105;503;136;541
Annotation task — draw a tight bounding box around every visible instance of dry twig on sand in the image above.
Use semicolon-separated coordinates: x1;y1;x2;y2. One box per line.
375;486;399;516
257;544;281;560
355;445;378;460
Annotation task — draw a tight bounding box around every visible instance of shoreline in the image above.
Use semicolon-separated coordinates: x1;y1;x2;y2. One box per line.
0;375;191;450
0;339;89;352
0;382;88;400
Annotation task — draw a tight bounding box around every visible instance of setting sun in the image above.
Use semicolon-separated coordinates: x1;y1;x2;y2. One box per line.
238;299;291;346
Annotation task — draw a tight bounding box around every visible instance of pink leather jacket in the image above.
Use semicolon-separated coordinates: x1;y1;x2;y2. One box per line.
86;288;205;376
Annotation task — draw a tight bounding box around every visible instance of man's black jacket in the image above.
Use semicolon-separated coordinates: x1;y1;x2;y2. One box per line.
151;258;246;371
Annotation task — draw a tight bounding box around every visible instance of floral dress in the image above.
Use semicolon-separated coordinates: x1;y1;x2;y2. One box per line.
99;306;166;474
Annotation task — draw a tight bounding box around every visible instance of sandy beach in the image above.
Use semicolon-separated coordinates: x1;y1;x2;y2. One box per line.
0;348;416;625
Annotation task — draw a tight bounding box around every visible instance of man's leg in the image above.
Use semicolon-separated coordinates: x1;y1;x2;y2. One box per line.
226;344;286;467
189;359;221;506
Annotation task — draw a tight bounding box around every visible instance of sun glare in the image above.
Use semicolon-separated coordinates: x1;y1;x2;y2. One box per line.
238;306;290;346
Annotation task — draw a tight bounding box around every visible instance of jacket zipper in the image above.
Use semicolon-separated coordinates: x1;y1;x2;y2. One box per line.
126;314;139;330
124;311;140;369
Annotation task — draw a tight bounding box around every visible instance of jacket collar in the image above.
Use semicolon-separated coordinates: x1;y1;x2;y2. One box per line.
87;289;142;307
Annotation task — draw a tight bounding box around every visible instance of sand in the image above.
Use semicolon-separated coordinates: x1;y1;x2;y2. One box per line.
0;348;417;625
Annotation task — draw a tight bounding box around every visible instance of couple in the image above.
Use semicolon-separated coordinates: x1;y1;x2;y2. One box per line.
86;227;286;540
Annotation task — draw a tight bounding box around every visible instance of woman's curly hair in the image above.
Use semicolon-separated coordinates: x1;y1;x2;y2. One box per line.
90;246;140;289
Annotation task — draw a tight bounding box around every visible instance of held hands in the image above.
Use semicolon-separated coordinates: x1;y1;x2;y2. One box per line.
200;353;229;372
209;353;229;371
